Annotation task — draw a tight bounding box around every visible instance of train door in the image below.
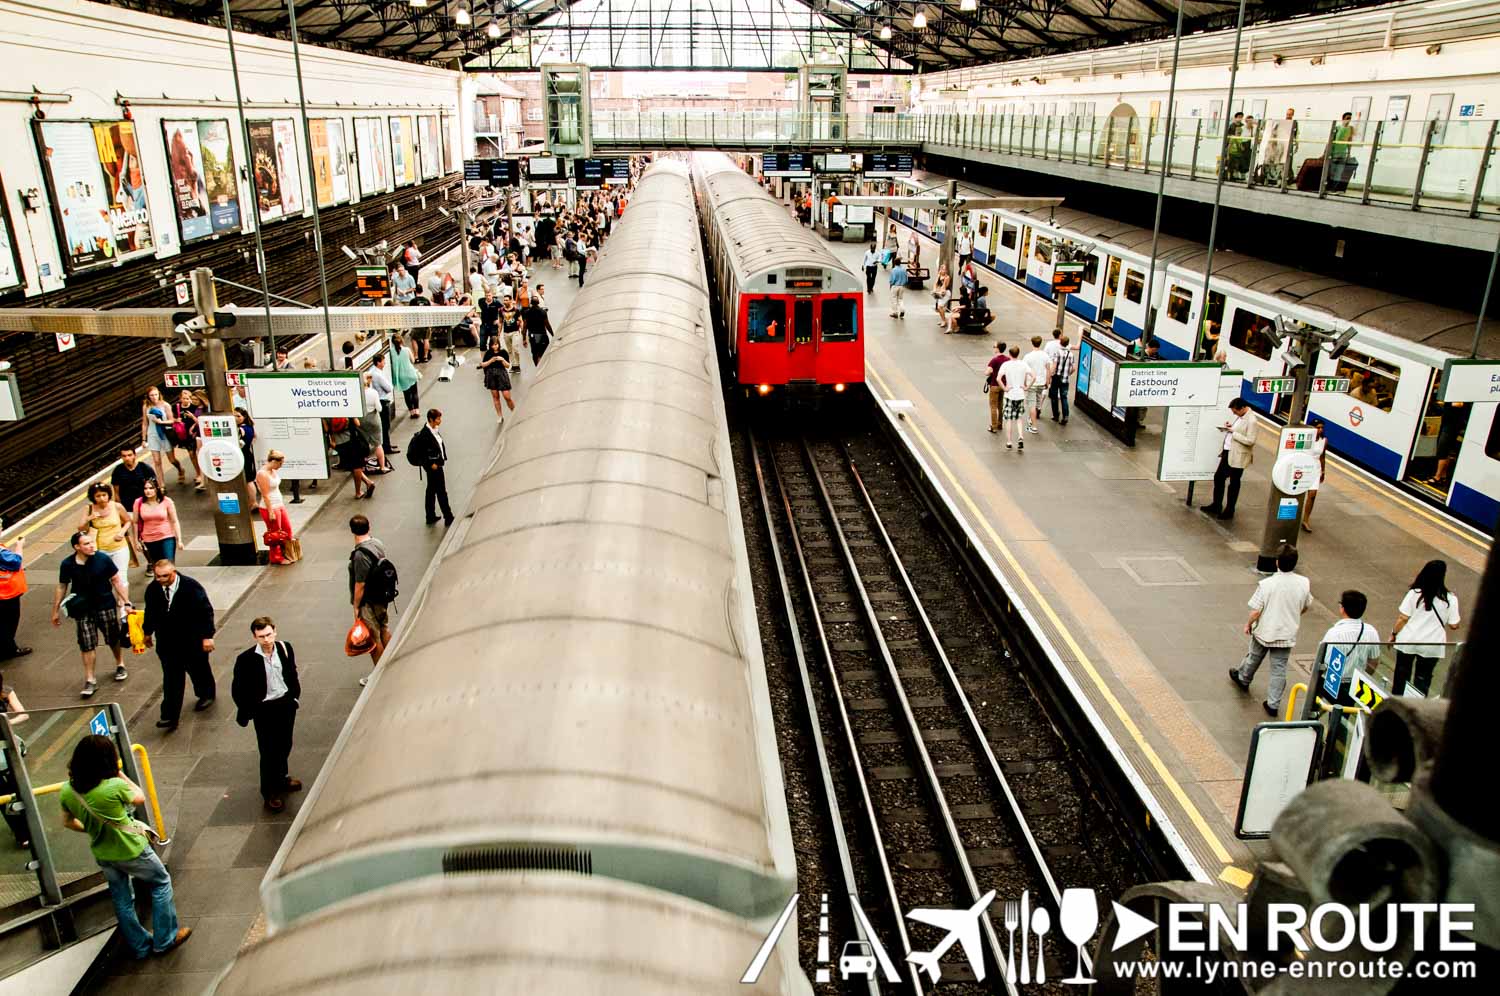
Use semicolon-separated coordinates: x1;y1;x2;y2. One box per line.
1406;368;1469;497
788;297;816;381
1099;257;1122;325
1017;227;1032;280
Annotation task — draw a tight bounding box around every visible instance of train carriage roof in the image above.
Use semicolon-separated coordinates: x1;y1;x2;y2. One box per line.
914;171;1499;359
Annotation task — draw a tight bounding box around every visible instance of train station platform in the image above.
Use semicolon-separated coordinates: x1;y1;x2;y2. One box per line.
0;257;579;994
819;219;1490;884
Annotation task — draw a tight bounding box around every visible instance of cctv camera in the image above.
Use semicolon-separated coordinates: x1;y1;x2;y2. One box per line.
341;246;358;261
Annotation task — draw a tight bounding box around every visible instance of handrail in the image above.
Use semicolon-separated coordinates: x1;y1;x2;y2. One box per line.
0;744;170;843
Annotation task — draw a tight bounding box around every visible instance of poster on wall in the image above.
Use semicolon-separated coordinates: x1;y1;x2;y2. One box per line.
354;117;391;197
417;115;440;180
35;119;155;273
0;180;23;293
272;119;304;217
390;116;416;187
162;119;241;243
309;118;333;207
326;118;351;204
248;120;283;222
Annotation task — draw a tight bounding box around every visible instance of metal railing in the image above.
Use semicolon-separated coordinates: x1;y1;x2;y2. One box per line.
591;109;921;147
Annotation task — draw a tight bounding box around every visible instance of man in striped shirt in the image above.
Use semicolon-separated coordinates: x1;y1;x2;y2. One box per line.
1048;333;1074;425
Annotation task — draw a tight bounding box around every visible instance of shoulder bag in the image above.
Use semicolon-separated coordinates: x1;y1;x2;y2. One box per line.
71;786;164;848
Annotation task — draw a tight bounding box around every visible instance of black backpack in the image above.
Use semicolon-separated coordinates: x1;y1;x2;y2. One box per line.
405;433;426;468
356;544;399;605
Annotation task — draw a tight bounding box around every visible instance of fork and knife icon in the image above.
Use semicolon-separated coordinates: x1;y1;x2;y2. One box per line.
1001;890;1051;984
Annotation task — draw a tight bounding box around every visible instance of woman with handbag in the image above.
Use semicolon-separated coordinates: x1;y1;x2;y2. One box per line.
255;451;298;565
140;387;185;490
60;734;190;958
173;390;207;493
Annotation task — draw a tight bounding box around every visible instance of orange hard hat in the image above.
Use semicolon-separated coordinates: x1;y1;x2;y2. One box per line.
345;619;375;657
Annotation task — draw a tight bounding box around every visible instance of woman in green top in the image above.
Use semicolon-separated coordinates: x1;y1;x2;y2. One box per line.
390;334;421;420
60;735;190;958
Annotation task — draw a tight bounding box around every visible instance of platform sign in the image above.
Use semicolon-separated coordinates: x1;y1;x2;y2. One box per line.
1158;370;1244;482
1052;262;1084;295
355;266;389;300
1310;376;1350;394
762;152;813;178
55;332;76;353
164;370;206;390
252;417;329;481
573;158;605;188
1322;646;1348;700
244;371;363;418
1349;668;1385;714
0;372;22;422
1254;376;1296;395
1439;358;1500;403
174;280;191;305
1278;425;1319;451
1113;362;1220;408
1235;721;1323;839
89;709;110;736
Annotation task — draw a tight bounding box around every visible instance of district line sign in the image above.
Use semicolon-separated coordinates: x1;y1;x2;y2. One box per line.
1113;362;1221;408
244;371;364;419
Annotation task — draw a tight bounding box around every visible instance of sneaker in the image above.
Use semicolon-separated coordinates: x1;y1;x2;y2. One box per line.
1005;442;1013;450
359;675;370;687
1018;440;1025;451
80;680;98;699
1228;668;1251;692
1027;424;1039;433
114;665;128;681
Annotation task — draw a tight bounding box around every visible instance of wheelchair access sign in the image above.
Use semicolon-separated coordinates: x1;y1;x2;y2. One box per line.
89;709;110;736
1322;646;1347;699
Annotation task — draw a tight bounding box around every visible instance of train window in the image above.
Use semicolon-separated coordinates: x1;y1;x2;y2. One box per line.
1229;307;1278;361
1123;269;1145;304
747;299;786;343
1082;254;1099;284
821;299;858;342
1034;237;1053;264
1335;348;1399;413
1001;224;1018;249
977;216;990;239
1166;286;1193;323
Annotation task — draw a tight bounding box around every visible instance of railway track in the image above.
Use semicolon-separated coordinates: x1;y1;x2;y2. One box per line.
746;421;1141;993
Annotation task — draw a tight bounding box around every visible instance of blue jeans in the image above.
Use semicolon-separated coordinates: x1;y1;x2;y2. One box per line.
98;850;179;958
143;537;176;566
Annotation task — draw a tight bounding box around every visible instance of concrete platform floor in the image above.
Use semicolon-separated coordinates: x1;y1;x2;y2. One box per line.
0;252;581;994
817;210;1489;883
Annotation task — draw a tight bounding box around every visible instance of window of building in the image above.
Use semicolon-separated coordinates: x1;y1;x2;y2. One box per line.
1123;268;1144;304
1335;348;1400;413
1229;307;1278;361
1034;237;1053;264
1000;224;1018;249
747;298;786;343
1166;285;1193;323
821;298;858;342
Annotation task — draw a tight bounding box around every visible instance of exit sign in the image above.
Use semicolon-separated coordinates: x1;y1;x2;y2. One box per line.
1311;376;1350;393
1254;377;1295;394
164;371;207;389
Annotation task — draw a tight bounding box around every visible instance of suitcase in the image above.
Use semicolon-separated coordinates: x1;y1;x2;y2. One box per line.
1327;158;1358;193
1295;158;1324;192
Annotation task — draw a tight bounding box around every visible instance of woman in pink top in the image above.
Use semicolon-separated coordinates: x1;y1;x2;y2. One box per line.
133;479;182;568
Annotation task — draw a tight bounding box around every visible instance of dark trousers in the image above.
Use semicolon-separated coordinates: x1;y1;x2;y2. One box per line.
403;383;420;413
253;696;297;801
0;596;20;657
530;335;550;366
379;400;394;452
426;466;453;523
577;260;587;286
1049;374;1070;421
1393;652;1438;697
865;265;878;293
1210;451;1245;514
159;647;216;723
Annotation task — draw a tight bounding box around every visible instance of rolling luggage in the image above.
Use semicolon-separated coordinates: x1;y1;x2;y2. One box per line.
1295;158;1324;192
1327;158;1358;193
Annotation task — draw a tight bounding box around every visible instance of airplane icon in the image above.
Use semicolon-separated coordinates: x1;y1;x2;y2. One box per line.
905;890;997;983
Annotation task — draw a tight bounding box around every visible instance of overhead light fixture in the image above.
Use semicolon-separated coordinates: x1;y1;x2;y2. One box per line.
880;24;892;40
913;10;927;29
960;0;977;10
487;20;501;38
456;6;471;24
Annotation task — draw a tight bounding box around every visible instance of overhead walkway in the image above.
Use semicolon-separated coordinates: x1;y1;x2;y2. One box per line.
589;110;1500;250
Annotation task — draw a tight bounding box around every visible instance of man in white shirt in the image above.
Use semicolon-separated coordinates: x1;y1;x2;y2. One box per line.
956;228;974;271
370;354;397;456
468;267;485;301
390;264;416;304
997;345;1034;452
862;241;879;294
1230;545;1312;716
1021;336;1054;433
1317;590;1380;702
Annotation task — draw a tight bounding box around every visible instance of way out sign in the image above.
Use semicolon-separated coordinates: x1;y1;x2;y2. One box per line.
245;371;364;418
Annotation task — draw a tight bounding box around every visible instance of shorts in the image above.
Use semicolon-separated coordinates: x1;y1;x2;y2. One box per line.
358;601;390;634
146;430;174;454
1003;397;1027;421
76;606;125;652
1026;384;1047;410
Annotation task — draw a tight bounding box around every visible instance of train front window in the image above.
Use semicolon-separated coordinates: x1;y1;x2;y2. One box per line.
1229;307;1278;361
1166;286;1192;323
1335;348;1399;413
1000;224;1018;249
747;299;786;343
822;298;858;342
1123;269;1145;304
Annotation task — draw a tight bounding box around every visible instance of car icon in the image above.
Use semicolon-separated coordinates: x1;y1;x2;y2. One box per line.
839;940;877;979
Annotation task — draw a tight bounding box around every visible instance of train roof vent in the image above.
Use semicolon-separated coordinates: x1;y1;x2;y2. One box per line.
442;844;594;877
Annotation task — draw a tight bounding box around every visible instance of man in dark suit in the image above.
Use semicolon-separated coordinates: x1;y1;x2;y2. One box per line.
141;559;216;730
230;616;302;813
411;408;454;527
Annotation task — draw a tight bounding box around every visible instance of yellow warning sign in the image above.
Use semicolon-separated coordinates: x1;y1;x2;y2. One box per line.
1350;668;1386;713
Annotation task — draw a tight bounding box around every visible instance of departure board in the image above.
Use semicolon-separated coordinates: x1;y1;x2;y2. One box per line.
762;152;813;177
865;152;914;177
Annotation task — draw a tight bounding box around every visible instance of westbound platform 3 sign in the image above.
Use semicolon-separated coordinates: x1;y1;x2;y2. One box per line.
1113;362;1221;408
244;371;363;419
1439;358;1500;403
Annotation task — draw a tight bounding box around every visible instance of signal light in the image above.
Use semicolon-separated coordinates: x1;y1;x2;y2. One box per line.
757;384;772;396
834;382;846;393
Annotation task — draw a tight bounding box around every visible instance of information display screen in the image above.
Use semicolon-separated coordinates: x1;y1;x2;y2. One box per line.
605;158;632;184
464;159;520;188
762;152;813;177
574;158;605;187
816;152;859;173
526;156;565;181
864;152;914;177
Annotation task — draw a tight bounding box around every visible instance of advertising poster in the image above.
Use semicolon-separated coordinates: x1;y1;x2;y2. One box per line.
36;119;155;272
309;118;333;207
354;118;391;198
326;118;351;204
272;118;304;217
198;119;241;233
390;116;416;187
370;118;391;193
248;120;284;221
163;119;241;243
0;181;25;293
418;114;440;180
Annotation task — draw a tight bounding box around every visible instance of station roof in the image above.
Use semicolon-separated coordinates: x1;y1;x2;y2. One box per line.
102;0;1398;72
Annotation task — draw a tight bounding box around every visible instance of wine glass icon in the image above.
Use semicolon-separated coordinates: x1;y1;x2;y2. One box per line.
1059;888;1099;984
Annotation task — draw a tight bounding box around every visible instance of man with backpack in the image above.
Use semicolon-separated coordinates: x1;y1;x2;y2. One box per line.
348;514;397;682
406;409;454;527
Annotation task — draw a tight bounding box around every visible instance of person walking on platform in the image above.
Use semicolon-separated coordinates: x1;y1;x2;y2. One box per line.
956;227;973;273
1022;336;1054;434
391;263;416;304
1317;590;1381;704
231;617;301;813
480;336;515;424
997;345;1034;452
525;298;554;366
888;258;909;319
1049;334;1074;425
360;374;390;476
60;734;191;958
141;559;215;730
141;387;185;491
371;353;397;457
411;409;454;527
1;672;32;847
1229;544;1310;717
984;341;1007;434
862;241;879;294
77;484;139;595
132;479;182;568
391;334;421;421
1201;398;1257;521
0;526;29;661
53;530;130;697
349;515;396;681
111;446;157;522
1390;559;1461;698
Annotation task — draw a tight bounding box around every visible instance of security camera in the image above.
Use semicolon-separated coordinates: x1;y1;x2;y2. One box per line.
341;246;358;261
1327;326;1357;360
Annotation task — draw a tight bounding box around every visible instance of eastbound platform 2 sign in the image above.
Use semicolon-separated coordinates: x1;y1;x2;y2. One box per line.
1440;358;1500;403
1113;362;1221;407
244;371;364;418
